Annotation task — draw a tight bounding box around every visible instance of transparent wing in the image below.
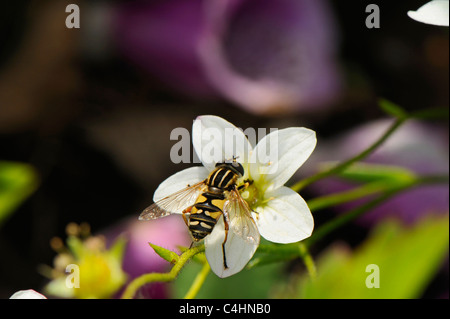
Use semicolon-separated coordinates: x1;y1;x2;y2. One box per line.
139;181;206;220
223;189;260;245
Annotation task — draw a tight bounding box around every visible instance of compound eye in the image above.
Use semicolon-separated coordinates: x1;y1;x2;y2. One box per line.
234;163;244;176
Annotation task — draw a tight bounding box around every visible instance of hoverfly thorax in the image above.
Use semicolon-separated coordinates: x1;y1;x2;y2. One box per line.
206;160;244;193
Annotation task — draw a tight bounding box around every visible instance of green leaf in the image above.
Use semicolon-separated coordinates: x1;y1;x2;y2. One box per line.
0;161;39;226
247;253;297;269
292;215;449;298
66;236;85;260
109;236;128;262
149;242;180;264
379;99;408;119
248;241;306;268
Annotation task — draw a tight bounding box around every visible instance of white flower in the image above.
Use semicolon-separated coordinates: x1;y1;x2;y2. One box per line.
9;289;47;299
154;115;316;277
407;0;449;26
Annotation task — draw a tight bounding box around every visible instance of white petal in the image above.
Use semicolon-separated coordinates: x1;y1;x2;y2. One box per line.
408;0;449;26
255;186;314;243
192;115;253;172
250;127;316;191
205;217;259;278
10;289;47;299
153;166;209;202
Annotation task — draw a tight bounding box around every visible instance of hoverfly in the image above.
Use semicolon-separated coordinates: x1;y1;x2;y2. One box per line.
139;158;259;269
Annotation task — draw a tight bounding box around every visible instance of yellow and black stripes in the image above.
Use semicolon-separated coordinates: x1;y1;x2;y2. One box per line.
189;192;224;241
206;166;239;191
187;161;245;269
189;164;239;242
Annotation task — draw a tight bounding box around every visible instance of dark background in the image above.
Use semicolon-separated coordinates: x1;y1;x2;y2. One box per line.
0;0;448;298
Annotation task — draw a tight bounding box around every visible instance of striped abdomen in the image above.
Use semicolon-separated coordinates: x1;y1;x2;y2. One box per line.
189;192;225;241
189;165;240;241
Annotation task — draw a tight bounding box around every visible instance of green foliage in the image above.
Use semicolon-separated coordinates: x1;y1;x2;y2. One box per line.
287;215;449;299
121;101;449;299
333;162;417;185
66;236;85;260
306;162;418;213
379;98;449;120
0;161;39;227
410;107;449;120
379;99;408;119
172;259;284;299
149;242;180;264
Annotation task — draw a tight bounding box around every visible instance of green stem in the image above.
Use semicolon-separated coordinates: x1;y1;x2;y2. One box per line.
306;189;403;247
291;118;405;192
298;243;316;280
183;262;210;299
307;181;389;212
251;174;448;268
121;244;205;299
305;175;448;246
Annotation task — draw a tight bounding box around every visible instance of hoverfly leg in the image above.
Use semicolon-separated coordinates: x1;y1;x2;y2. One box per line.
182;206;192;227
237;179;253;191
222;215;230;269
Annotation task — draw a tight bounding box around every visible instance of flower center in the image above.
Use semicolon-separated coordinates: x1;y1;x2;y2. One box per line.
238;179;260;208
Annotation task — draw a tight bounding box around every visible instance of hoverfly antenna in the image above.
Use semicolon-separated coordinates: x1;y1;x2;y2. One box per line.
222;155;239;164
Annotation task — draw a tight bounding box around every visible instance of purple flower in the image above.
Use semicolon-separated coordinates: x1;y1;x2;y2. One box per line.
104;215;190;298
113;0;341;114
305;119;449;225
106;215;190;276
113;0;213;97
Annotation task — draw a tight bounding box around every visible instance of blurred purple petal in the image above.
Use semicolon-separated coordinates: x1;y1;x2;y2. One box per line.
305;119;449;225
113;0;341;114
114;0;215;96
104;215;190;291
199;0;341;114
105;215;191;298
